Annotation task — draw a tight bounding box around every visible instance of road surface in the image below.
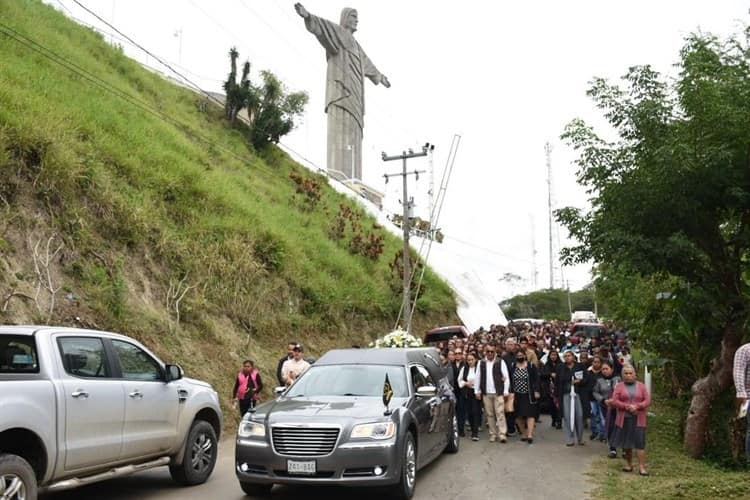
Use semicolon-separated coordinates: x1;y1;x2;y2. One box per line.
45;420;601;500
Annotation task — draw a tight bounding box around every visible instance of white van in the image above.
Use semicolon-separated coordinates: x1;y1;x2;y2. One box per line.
571;310;597;323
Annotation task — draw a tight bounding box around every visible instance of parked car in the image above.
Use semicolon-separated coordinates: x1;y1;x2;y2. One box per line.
0;326;223;500
235;347;458;499
423;325;469;346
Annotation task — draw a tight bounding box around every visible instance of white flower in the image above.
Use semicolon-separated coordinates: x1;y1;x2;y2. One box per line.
371;328;424;349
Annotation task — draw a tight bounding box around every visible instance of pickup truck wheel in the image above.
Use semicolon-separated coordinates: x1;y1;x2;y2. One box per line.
387;433;416;500
0;453;37;500
169;420;217;486
239;482;272;496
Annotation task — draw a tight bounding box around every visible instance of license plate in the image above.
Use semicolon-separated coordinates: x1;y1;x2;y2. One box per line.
287;460;316;475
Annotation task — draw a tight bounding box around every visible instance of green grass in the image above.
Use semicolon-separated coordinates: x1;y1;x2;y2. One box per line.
589;396;748;499
0;0;456;425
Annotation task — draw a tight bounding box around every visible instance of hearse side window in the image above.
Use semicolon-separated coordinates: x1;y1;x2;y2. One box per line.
410;364;434;391
0;336;39;373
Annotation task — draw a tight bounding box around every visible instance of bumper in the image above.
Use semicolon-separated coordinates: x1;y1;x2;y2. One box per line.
235;438;401;486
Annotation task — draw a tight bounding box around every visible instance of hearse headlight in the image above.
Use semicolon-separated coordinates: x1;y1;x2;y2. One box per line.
351;421;395;440
238;420;266;438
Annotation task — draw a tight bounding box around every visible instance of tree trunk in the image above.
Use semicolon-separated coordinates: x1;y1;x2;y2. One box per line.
683;319;745;458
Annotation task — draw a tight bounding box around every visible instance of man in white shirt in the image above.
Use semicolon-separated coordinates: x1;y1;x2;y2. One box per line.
475;344;510;442
281;344;311;386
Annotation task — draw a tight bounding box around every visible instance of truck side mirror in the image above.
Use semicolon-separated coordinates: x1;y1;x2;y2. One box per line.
166;364;183;382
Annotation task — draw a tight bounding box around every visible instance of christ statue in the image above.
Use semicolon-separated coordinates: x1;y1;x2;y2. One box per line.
294;3;391;181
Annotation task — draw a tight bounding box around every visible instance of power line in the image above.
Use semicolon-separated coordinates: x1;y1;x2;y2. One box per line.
61;1;410;211
443;234;535;265
236;0;313;67
70;0;226;110
53;0;73;16
67;0;322;175
0;22;281;182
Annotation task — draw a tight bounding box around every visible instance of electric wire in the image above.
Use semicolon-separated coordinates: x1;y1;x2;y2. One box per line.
43;2;457;318
406;135;461;329
0;22;283;182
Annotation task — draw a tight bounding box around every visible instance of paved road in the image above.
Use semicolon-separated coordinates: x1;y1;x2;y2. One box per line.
44;421;601;500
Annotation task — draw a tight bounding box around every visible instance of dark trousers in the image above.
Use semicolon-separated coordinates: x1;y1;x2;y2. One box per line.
506;411;516;434
550;400;561;425
455;390;467;435
239;398;255;416
467;395;482;437
745;408;749;461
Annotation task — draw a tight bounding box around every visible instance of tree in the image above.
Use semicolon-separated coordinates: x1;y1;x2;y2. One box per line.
500;287;599;320
222;47;246;123
249;71;307;150
557;29;750;458
221;49;308;148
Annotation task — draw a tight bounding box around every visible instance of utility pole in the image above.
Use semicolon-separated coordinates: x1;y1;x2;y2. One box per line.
545;142;554;289
383;145;429;333
427;146;435;224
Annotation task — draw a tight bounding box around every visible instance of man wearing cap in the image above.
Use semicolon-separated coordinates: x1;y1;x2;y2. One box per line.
281;344;311;386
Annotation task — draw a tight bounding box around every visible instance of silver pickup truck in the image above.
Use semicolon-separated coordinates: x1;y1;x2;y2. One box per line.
0;326;223;500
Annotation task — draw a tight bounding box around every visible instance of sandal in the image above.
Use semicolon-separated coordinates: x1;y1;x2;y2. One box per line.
622;467;633;473
639;470;649;476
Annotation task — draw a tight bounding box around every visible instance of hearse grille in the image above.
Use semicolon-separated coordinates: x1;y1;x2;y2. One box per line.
271;427;339;456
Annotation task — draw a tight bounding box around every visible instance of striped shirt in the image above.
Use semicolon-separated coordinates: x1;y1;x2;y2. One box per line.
733;343;750;399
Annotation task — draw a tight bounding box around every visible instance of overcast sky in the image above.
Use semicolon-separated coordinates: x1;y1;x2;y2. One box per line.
47;0;749;299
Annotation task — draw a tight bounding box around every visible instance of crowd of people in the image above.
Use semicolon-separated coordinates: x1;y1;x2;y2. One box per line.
231;320;655;475
439;320;651;476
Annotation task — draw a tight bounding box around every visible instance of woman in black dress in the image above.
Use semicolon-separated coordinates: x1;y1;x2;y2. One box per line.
542;349;562;428
511;349;541;444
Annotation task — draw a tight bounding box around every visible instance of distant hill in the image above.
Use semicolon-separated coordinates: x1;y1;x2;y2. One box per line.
0;0;456;423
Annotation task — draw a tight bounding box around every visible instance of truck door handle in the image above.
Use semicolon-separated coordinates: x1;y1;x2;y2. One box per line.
129;390;144;399
178;389;189;403
71;389;89;399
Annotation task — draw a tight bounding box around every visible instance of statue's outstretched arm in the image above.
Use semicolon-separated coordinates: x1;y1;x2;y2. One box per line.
294;3;309;19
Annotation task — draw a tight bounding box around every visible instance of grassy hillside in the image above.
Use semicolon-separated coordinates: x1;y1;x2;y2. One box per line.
0;0;456;423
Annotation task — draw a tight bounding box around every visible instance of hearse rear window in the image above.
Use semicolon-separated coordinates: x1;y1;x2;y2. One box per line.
0;336;39;373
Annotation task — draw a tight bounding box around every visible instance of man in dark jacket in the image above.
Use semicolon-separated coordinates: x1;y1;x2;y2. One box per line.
503;338;519;436
450;347;468;436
